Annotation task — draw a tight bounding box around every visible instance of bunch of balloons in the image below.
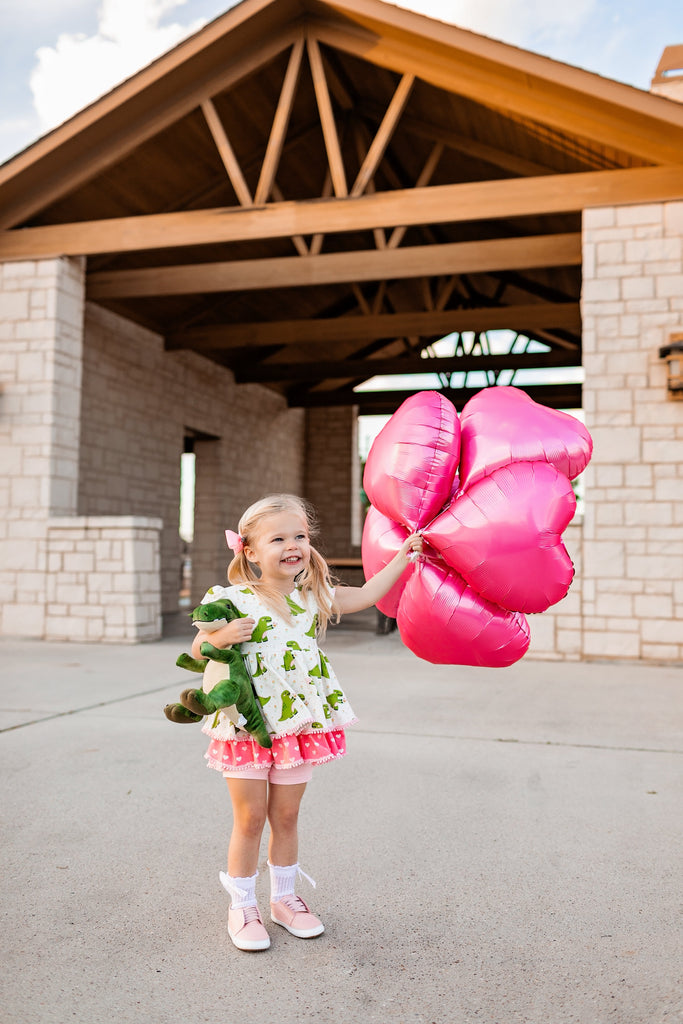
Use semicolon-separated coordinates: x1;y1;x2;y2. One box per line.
361;387;593;667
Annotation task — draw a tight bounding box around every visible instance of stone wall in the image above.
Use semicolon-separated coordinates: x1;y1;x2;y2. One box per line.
581;201;683;660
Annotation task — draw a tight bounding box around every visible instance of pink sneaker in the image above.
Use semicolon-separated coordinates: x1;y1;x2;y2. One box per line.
228;905;271;951
270;894;325;938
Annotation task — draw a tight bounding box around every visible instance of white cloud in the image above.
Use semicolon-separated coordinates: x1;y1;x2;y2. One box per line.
29;0;206;131
395;0;597;50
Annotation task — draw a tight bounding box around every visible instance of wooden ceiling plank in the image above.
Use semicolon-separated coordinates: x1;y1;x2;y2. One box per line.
328;382;582;413
165;301;581;349
254;37;305;205
306;34;348;197
87;232;581;297
201;98;254;207
4;165;680;261
351;73;415;197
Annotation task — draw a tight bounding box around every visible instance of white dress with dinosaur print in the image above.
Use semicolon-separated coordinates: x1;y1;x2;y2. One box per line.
199;583;357;773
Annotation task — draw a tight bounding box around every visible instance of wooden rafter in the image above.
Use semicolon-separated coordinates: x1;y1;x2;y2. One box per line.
298;382;582;412
165;302;581;349
201;98;253;206
351;72;414;196
88;232;581;298
254;37;305;204
4;166;680;262
307;34;348;197
234;348;581;382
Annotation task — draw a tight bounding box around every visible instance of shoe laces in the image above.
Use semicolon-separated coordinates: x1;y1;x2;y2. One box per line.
240;904;263;924
278;893;308;914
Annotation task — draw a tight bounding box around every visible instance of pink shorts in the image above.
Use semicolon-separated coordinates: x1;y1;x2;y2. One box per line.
222;761;313;785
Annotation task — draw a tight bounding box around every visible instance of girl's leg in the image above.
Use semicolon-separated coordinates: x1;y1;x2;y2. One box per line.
222;777;271;951
267;780;324;938
225;777;268;876
266;781;307;867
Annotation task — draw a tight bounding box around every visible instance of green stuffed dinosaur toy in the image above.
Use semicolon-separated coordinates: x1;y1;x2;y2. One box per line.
164;598;272;749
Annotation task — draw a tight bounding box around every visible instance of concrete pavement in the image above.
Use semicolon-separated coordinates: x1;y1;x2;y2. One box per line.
1;623;681;1024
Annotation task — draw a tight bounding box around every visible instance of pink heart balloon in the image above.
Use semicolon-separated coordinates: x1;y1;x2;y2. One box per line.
396;560;530;667
361;506;411;617
459;386;592;490
424;461;576;613
363;391;460;529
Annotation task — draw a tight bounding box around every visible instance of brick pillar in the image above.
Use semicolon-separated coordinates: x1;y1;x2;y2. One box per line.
303;406;360;559
582;201;683;660
0;257;85;637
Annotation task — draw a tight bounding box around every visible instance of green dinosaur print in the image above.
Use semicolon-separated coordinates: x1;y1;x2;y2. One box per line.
311;722;324;729
283;650;296;671
258;695;271;707
304;614;318;638
279;690;299;722
240;587;254;596
323;704;332;720
287;641;302;651
251;616;273;642
326;689;345;711
252;652;267;677
308;653;331;680
285;595;306;615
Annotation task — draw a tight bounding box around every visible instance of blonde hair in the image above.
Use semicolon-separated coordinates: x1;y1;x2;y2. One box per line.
227;493;339;634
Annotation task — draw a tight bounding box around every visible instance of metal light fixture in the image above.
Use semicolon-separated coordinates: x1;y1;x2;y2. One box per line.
659;333;683;400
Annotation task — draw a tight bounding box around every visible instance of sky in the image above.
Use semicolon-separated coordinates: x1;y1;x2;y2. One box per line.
0;0;682;167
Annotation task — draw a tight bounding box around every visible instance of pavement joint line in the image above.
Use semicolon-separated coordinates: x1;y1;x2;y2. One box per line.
2;695;681;757
353;727;683;756
0;683;177;733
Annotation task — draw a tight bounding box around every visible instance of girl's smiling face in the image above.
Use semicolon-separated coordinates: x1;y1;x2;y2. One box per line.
244;511;311;592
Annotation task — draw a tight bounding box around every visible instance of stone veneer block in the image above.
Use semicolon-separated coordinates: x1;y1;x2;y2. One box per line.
44;517;162;642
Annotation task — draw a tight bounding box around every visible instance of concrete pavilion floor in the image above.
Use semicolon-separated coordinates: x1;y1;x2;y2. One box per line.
1;616;681;1024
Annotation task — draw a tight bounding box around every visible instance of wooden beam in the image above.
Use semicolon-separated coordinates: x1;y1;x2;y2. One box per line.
88;232;581;298
254;38;305;204
234;349;582;382
295;382;583;412
351;73;414;196
4;165;681;261
166;302;581;349
201;98;253;207
307;34;348;197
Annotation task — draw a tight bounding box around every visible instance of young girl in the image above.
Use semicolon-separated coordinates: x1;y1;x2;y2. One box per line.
192;493;421;952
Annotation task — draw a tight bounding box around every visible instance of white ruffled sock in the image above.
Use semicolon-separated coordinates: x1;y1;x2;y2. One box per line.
219;870;258;909
268;861;316;901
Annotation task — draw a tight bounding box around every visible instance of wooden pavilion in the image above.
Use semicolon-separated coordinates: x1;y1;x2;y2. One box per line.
2;0;683;412
1;0;683;657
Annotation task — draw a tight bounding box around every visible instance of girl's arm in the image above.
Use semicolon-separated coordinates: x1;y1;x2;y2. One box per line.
190;617;256;657
334;533;423;615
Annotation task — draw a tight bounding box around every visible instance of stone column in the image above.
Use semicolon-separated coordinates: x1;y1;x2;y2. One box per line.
581;201;683;660
0;257;85;637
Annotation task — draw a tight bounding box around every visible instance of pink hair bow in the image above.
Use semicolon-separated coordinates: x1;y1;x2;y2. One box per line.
225;529;244;554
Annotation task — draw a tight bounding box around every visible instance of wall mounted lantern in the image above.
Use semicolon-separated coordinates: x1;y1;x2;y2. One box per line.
659;333;683;400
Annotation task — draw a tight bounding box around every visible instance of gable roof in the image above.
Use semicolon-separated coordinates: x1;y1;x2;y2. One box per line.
2;0;683;412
